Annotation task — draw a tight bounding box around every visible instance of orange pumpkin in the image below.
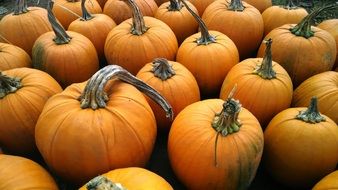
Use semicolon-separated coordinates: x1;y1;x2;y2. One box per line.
105;0;178;75
154;0;168;6
188;0;215;15
0;68;62;156
264;97;338;189
154;0;198;44
103;0;158;24
136;58;200;131
0;0;52;56
0;42;31;71
202;0;264;60
32;1;99;88
313;170;338;190
80;167;173;189
244;0;272;13
0;154;58;190
168;90;264;189
35;65;173;185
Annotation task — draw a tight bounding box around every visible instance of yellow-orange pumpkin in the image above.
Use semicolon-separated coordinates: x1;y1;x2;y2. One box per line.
0;42;31;71
244;0;272;13
313;170;338;190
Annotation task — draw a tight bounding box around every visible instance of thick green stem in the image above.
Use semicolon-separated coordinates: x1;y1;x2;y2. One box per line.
228;0;245;11
290;4;338;38
78;65;174;120
283;0;298;10
86;176;127;190
47;1;72;44
0;72;22;99
124;0;148;35
179;0;216;45
253;38;276;79
80;0;93;21
168;0;183;11
296;97;326;123
13;0;28;15
151;58;176;81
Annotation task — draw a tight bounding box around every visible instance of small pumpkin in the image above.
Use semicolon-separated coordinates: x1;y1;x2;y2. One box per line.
264;97;338;189
0;42;31;71
188;0;215;15
313;170;338;190
80;167;173;190
244;0;272;13
0;154;59;190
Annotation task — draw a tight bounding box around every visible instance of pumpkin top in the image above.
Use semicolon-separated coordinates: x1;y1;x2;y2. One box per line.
296;97;326;123
86;176;126;190
151;58;176;81
80;0;93;21
168;0;183;11
124;0;149;35
0;72;22;99
253;38;276;79
228;0;245;11
281;0;298;10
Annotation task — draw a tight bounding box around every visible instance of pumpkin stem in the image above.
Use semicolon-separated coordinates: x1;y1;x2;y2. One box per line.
151;58;176;81
86;176;127;190
212;85;242;166
168;0;183;11
79;65;174;120
296;97;326;123
284;0;297;10
253;38;276;79
80;0;93;21
290;3;338;38
0;72;22;99
13;0;29;15
228;0;245;12
47;1;72;44
124;0;149;35
179;0;216;45
66;0;78;2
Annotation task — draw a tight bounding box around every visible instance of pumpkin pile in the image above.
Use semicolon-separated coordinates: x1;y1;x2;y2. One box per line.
0;0;337;189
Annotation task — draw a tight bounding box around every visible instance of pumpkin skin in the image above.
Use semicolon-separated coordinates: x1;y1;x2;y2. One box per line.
264;105;338;189
312;170;338;190
0;154;59;190
292;71;338;124
0;7;52;56
52;0;102;28
168;99;264;190
103;0;158;24
244;0;272;13
0;68;62;156
0;43;31;71
189;0;215;15
80;167;173;190
202;0;264;60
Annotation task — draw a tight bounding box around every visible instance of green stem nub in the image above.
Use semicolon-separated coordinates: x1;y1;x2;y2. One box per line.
296;97;326;123
228;0;245;12
168;0;183;11
13;0;28;15
284;0;297;10
152;58;176;81
86;176;127;190
81;0;93;21
125;0;148;35
290;3;338;38
47;1;72;44
179;0;216;45
0;72;22;99
254;38;276;79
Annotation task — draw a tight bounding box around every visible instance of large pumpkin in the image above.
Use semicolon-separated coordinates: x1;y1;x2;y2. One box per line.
136;58;200;131
0;0;52;56
264;97;338;189
35;65;173;185
220;39;293;128
32;1;99;88
168;89;264;189
0;154;58;190
244;0;272;13
292;71;338;124
0;42;31;71
0;68;62;156
80;167;173;190
313;170;338;190
105;0;178;75
202;0;264;60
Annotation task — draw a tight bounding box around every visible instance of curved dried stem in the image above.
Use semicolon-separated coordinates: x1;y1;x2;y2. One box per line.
0;72;22;99
168;0;183;11
124;0;148;35
296;97;326;123
253;38;276;79
151;58;176;81
80;0;93;21
228;0;245;12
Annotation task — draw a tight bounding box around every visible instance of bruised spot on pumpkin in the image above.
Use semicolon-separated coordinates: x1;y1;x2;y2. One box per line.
323;52;334;67
32;42;46;71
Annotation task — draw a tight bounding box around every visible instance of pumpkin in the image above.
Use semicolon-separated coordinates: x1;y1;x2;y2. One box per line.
52;0;102;28
264;97;338;189
257;5;337;87
154;0;168;6
292;71;338;124
105;0;178;75
202;0;264;60
317;19;338;70
220;39;293;128
80;167;173;190
0;154;58;190
0;0;52;56
262;0;308;36
313;170;338;190
188;0;215;15
103;0;158;25
32;1;99;88
0;68;62;156
168;88;264;189
68;0;117;63
0;42;31;71
154;0;198;44
244;0;272;13
136;58;200;131
176;0;239;98
35;65;173;185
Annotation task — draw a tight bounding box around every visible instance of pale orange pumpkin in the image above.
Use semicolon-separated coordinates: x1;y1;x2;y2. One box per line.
244;0;272;13
313;170;338;190
0;42;31;71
